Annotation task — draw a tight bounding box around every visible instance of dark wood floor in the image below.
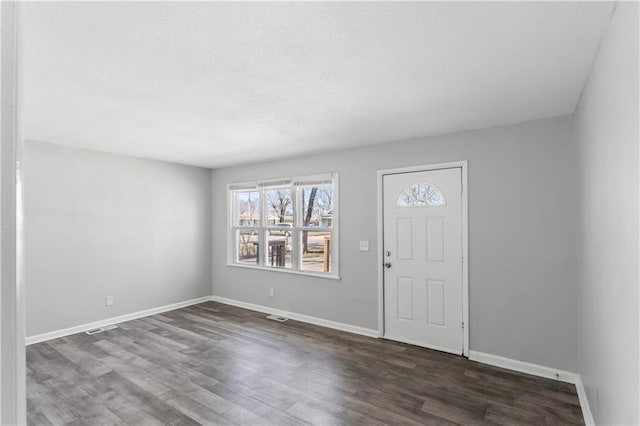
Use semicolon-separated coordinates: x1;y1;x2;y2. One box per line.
27;301;584;425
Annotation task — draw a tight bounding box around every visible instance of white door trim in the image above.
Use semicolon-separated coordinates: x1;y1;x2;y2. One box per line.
377;161;469;357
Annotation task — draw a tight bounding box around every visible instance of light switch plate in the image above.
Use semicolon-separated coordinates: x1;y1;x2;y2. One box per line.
359;241;370;251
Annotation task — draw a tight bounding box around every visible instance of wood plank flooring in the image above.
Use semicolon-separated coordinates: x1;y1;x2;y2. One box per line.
27;301;584;425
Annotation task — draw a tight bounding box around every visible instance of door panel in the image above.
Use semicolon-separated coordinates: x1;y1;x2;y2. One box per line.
396;218;414;260
426;217;445;263
383;168;463;354
397;277;414;320
427;279;446;326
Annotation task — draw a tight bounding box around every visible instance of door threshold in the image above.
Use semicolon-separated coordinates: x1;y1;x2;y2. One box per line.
383;334;464;357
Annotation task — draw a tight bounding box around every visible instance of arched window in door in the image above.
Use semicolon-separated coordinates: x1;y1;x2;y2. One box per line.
397;183;446;207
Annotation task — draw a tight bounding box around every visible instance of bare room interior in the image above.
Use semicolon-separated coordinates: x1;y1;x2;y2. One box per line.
0;1;638;425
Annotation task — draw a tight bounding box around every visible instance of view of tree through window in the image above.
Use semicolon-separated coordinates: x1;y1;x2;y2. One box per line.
230;175;337;276
237;191;260;225
267;189;293;225
301;185;332;254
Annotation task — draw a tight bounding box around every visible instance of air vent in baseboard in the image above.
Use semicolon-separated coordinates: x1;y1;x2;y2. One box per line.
85;324;118;335
266;314;288;322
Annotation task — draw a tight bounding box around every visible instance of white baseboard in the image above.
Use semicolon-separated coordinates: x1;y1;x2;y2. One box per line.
210;295;379;338
26;296;212;345
575;375;595;426
469;350;576;384
468;351;595;423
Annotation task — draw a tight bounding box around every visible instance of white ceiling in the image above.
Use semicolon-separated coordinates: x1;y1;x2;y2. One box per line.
23;2;614;168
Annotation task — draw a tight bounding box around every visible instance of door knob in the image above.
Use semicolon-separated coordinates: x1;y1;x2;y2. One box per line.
384;262;392;268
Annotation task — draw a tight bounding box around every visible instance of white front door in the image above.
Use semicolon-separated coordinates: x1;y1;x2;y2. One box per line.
383;167;463;354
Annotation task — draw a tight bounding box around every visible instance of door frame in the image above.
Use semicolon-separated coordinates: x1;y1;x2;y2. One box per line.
1;1;27;423
377;161;469;357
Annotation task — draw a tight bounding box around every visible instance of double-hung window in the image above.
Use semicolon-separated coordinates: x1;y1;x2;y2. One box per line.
228;173;338;278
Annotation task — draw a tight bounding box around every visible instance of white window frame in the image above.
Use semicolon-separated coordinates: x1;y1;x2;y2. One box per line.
227;173;339;279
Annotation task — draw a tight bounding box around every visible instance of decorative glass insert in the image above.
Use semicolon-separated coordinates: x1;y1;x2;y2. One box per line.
397;183;446;207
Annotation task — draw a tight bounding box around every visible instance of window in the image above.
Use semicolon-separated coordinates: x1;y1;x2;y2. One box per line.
229;174;338;277
397;183;446;207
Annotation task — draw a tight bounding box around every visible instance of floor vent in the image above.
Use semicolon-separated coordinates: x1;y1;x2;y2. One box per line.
266;314;288;322
85;325;118;335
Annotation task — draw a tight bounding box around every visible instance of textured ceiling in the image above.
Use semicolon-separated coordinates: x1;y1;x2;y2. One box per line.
22;2;614;168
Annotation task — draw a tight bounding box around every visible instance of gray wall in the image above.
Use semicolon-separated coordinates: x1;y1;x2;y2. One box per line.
24;141;212;337
212;116;578;372
574;3;639;425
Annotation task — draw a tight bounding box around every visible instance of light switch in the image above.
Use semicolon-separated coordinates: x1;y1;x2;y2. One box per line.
359;241;370;252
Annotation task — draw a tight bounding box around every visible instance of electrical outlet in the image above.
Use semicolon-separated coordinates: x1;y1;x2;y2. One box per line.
359;241;370;251
269;288;274;297
105;296;114;306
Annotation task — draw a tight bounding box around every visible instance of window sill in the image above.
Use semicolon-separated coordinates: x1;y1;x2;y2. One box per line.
225;263;341;281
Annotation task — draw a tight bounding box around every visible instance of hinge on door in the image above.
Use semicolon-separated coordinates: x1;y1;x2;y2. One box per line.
462;321;464;331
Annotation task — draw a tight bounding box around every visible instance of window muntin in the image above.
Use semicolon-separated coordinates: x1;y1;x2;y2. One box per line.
397;183;446;207
229;174;337;277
